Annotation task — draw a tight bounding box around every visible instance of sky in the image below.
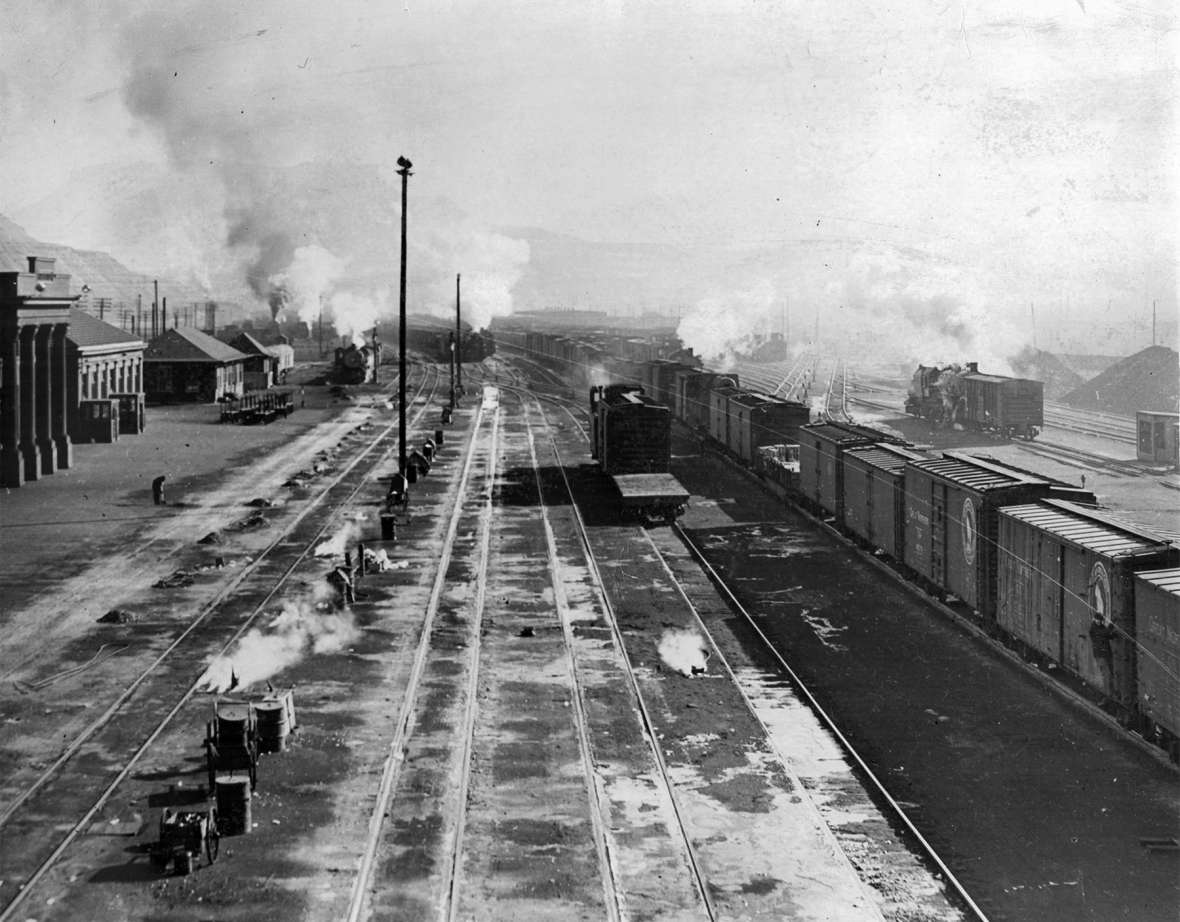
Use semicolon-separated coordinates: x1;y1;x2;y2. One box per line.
0;0;1175;361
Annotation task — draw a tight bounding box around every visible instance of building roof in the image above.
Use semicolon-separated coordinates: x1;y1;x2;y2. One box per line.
144;327;249;364
67;308;145;351
1135;568;1180;596
1000;502;1173;558
227;331;272;356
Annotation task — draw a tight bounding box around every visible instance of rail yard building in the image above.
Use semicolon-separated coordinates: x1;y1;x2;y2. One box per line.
143;327;248;403
0;257;78;486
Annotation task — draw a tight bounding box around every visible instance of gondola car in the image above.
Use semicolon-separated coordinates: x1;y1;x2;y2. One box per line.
590;384;689;523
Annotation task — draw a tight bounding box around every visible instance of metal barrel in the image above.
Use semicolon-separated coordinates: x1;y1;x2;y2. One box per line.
215;703;251;746
255;699;290;753
434;428;443;446
215;775;252;836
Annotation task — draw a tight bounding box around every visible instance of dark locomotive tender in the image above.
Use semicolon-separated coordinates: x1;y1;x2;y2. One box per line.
906;362;1043;440
513;329;1176;761
589;384;689;524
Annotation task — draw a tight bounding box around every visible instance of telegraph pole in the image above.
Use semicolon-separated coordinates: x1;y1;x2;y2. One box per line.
455;273;462;398
397;156;413;474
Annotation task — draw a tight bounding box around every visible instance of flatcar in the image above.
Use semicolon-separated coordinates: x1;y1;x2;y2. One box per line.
590;384;688;523
906;362;1043;439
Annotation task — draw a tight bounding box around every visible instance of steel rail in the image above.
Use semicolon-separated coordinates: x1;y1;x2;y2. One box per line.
514;390;624;922
670;522;991;922
517;383;719;922
344;385;494;922
0;367;441;922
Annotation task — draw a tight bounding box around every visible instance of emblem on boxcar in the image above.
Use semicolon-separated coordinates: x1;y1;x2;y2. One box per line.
961;498;977;565
1089;562;1111;619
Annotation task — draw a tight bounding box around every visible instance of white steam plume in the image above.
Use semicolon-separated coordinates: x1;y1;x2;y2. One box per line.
657;629;710;677
314;520;363;558
197;592;359;693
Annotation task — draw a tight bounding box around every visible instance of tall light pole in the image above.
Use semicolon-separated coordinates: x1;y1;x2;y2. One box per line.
397;156;412;474
455;272;462;398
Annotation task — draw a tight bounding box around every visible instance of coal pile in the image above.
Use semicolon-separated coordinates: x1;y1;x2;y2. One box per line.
1061;345;1179;414
1009;348;1085;400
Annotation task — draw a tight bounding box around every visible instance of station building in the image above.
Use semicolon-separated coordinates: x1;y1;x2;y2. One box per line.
0;257;77;487
143;327;248;403
66;308;147;442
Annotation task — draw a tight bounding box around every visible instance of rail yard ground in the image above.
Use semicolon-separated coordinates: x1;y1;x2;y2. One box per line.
0;356;1177;922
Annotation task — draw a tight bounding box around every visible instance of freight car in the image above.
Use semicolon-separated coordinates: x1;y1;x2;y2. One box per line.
589;384;689;523
906;362;1043;439
333;342;379;385
1133;568;1180;758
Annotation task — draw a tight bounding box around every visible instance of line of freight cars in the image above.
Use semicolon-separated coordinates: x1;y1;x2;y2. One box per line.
497;329;1179;757
604;354;1179;762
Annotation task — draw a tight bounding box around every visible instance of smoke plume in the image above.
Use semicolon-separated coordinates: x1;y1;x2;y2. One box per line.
657;629;710;677
197;592;359;693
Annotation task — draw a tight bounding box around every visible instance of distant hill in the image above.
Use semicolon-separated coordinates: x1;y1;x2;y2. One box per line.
0;212;208;311
1061;345;1179;414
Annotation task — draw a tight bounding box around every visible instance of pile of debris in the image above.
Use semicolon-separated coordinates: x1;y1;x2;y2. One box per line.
1061;345;1179;414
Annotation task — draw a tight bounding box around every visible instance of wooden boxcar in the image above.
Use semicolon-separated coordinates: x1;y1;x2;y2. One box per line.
961;372;1043;439
903;452;1095;619
798;422;903;520
708;384;742;453
1134;567;1180;756
996;500;1178;710
841;443;929;560
726;392;810;464
674;369;738;432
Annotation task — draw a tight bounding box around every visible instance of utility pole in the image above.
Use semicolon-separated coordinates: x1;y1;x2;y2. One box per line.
153;279;159;338
318;296;324;356
162;297;167;333
449;331;456;409
455;273;462;398
397;156;413;474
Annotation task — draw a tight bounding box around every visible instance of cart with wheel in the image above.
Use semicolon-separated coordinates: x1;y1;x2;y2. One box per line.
151;805;220;875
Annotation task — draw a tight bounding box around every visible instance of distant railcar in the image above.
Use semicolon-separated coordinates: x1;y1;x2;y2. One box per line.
905;362;1043;439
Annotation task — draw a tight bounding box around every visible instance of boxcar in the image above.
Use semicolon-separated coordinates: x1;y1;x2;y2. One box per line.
841;443;929;560
1134;567;1180;757
708;384;742;452
674;369;739;432
798;422;904;520
903;452;1096;619
996;500;1178;710
961;372;1043;439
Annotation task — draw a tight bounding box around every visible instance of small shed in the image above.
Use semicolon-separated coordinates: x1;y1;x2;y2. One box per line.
842;443;929;559
997;501;1178;709
1133;568;1180;749
225;332;278;391
797;421;903;520
143;327;249;403
1136;411;1179;467
904;452;1096;619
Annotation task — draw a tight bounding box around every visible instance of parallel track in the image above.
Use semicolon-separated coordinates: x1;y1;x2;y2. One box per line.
0;366;440;922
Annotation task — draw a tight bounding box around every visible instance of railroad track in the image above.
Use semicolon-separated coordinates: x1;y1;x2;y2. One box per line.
528;384;973;921
0;366;441;922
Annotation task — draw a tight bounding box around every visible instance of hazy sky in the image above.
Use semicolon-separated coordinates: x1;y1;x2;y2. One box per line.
0;0;1175;355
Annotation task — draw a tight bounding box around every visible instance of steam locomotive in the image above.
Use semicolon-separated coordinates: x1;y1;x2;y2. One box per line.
905;362;1043;440
333;343;380;385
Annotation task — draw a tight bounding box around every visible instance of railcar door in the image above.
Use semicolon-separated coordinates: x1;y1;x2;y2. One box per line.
930;484;946;587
